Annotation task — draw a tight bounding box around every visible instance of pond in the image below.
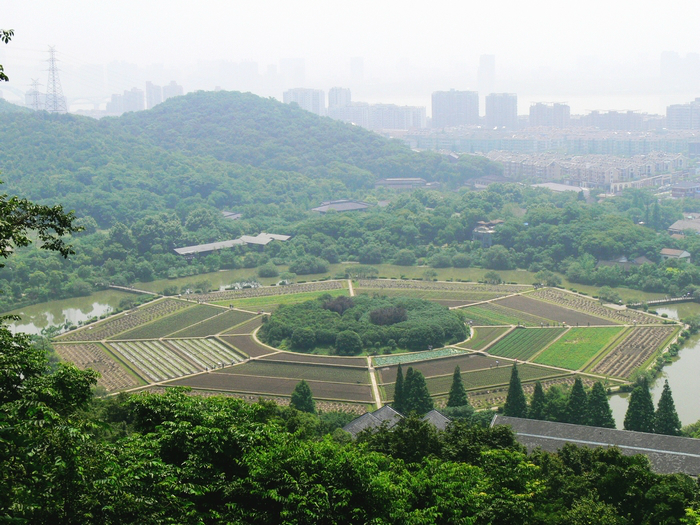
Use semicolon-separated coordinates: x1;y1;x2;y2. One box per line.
609;302;700;429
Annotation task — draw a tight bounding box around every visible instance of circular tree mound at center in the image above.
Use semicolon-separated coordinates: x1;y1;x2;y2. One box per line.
258;294;468;355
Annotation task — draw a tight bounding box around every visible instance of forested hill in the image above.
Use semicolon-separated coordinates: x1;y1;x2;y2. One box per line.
115;90;488;183
0;91;495;227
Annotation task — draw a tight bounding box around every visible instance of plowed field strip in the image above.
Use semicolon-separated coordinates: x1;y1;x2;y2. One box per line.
218;361;370;383
377;353;499;384
169;310;256;337
223;316;263;334
165;373;374;402
258;352;367;366
495;295;617;326
456;326;511;350
113;305;223;340
218;335;277;357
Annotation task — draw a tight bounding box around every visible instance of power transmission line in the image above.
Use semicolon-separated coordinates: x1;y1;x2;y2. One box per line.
44;46;66;113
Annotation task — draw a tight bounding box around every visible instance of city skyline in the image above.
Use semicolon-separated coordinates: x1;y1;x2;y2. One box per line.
2;1;700;114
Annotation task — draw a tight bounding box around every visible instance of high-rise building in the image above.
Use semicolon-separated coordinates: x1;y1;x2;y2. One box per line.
529;103;571;128
667;98;700;129
328;87;351;109
122;87;145;113
145;81;163;109
432;89;479;128
283;88;325;116
486;93;518;129
162;81;184;101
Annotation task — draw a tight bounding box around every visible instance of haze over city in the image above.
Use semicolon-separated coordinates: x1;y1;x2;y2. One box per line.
2;0;700;115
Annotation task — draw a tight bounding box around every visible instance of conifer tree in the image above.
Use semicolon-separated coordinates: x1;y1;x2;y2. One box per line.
403;367;434;415
447;366;469;407
587;381;616;428
503;364;528;418
393;363;405;413
290;379;315;413
528;381;547;420
623;377;655;433
566;378;588;425
654;380;682;436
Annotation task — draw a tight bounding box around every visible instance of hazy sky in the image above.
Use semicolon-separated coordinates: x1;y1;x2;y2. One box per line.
2;1;700;113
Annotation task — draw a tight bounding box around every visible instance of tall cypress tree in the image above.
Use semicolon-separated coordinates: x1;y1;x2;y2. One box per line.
623;377;655;433
447;366;469;407
290;379;315;414
393;363;405;413
566;378;588;425
403;367;434;415
654;380;682;436
529;381;547;420
587;381;616;428
503;364;528;418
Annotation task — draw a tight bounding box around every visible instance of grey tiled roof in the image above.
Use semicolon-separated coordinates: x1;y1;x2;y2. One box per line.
492;415;700;476
342;406;451;438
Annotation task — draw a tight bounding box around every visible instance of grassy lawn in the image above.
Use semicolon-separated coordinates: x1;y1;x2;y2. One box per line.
533;327;625;370
211;288;349;311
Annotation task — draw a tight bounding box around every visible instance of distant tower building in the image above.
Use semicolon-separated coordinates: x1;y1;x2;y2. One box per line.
145;81;163;109
667;98;700;129
106;93;123;115
529;102;571;128
485;93;518;129
162;81;184;101
432;89;479;128
122;87;145;113
477;55;495;114
283;88;326;116
328;87;351;109
44;46;67;113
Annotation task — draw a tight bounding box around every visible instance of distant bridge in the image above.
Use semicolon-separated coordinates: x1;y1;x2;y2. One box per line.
627;296;697;308
108;285;159;296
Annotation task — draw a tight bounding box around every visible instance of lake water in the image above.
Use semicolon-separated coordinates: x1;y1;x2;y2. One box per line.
609;303;700;429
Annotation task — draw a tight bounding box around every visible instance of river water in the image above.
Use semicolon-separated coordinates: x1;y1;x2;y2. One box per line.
609;303;700;429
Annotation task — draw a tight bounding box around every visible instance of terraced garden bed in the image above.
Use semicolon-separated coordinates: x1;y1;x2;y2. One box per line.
57;298;190;342
54;342;140;391
169;309;256;337
533;327;625;370
376;353;498;384
590;325;679;378
373;348;467;367
219;361;370;384
193;280;346;303
529;288;663;324
218;335;278;358
457;326;511;350
259;352;367;367
112;305;223;340
485;327;566;361
166;373;374;402
460;303;551;326
495;295;617;326
107;338;244;382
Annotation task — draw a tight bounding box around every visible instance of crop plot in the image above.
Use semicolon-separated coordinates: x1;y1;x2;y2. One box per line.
57;298;190;342
259;352;367;367
54;342;140;391
193;280;346;304
533;327;625;370
223;316;263;334
460;303;550;326
169;309;256;337
376;353;498;384
457;326;511;350
590;326;679;378
112;304;223;340
355;279;529;297
219;361;370;384
166;373;374;403
485;327;566;361
373;348;468;367
218;335;277;358
529;288;663;325
495;295;617;326
355;287;489;305
108;338;244;382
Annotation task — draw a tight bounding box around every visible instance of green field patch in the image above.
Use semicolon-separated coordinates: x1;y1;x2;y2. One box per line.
169;309;257;337
220;360;369;384
223;316;263;335
461;303;551;326
486;327;566;361
457;326;511;350
111;304;223;340
212;288;349;311
533;327;625;370
373;347;468;367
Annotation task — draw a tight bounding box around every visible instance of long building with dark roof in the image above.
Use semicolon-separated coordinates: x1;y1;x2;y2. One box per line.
492;415;700;476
